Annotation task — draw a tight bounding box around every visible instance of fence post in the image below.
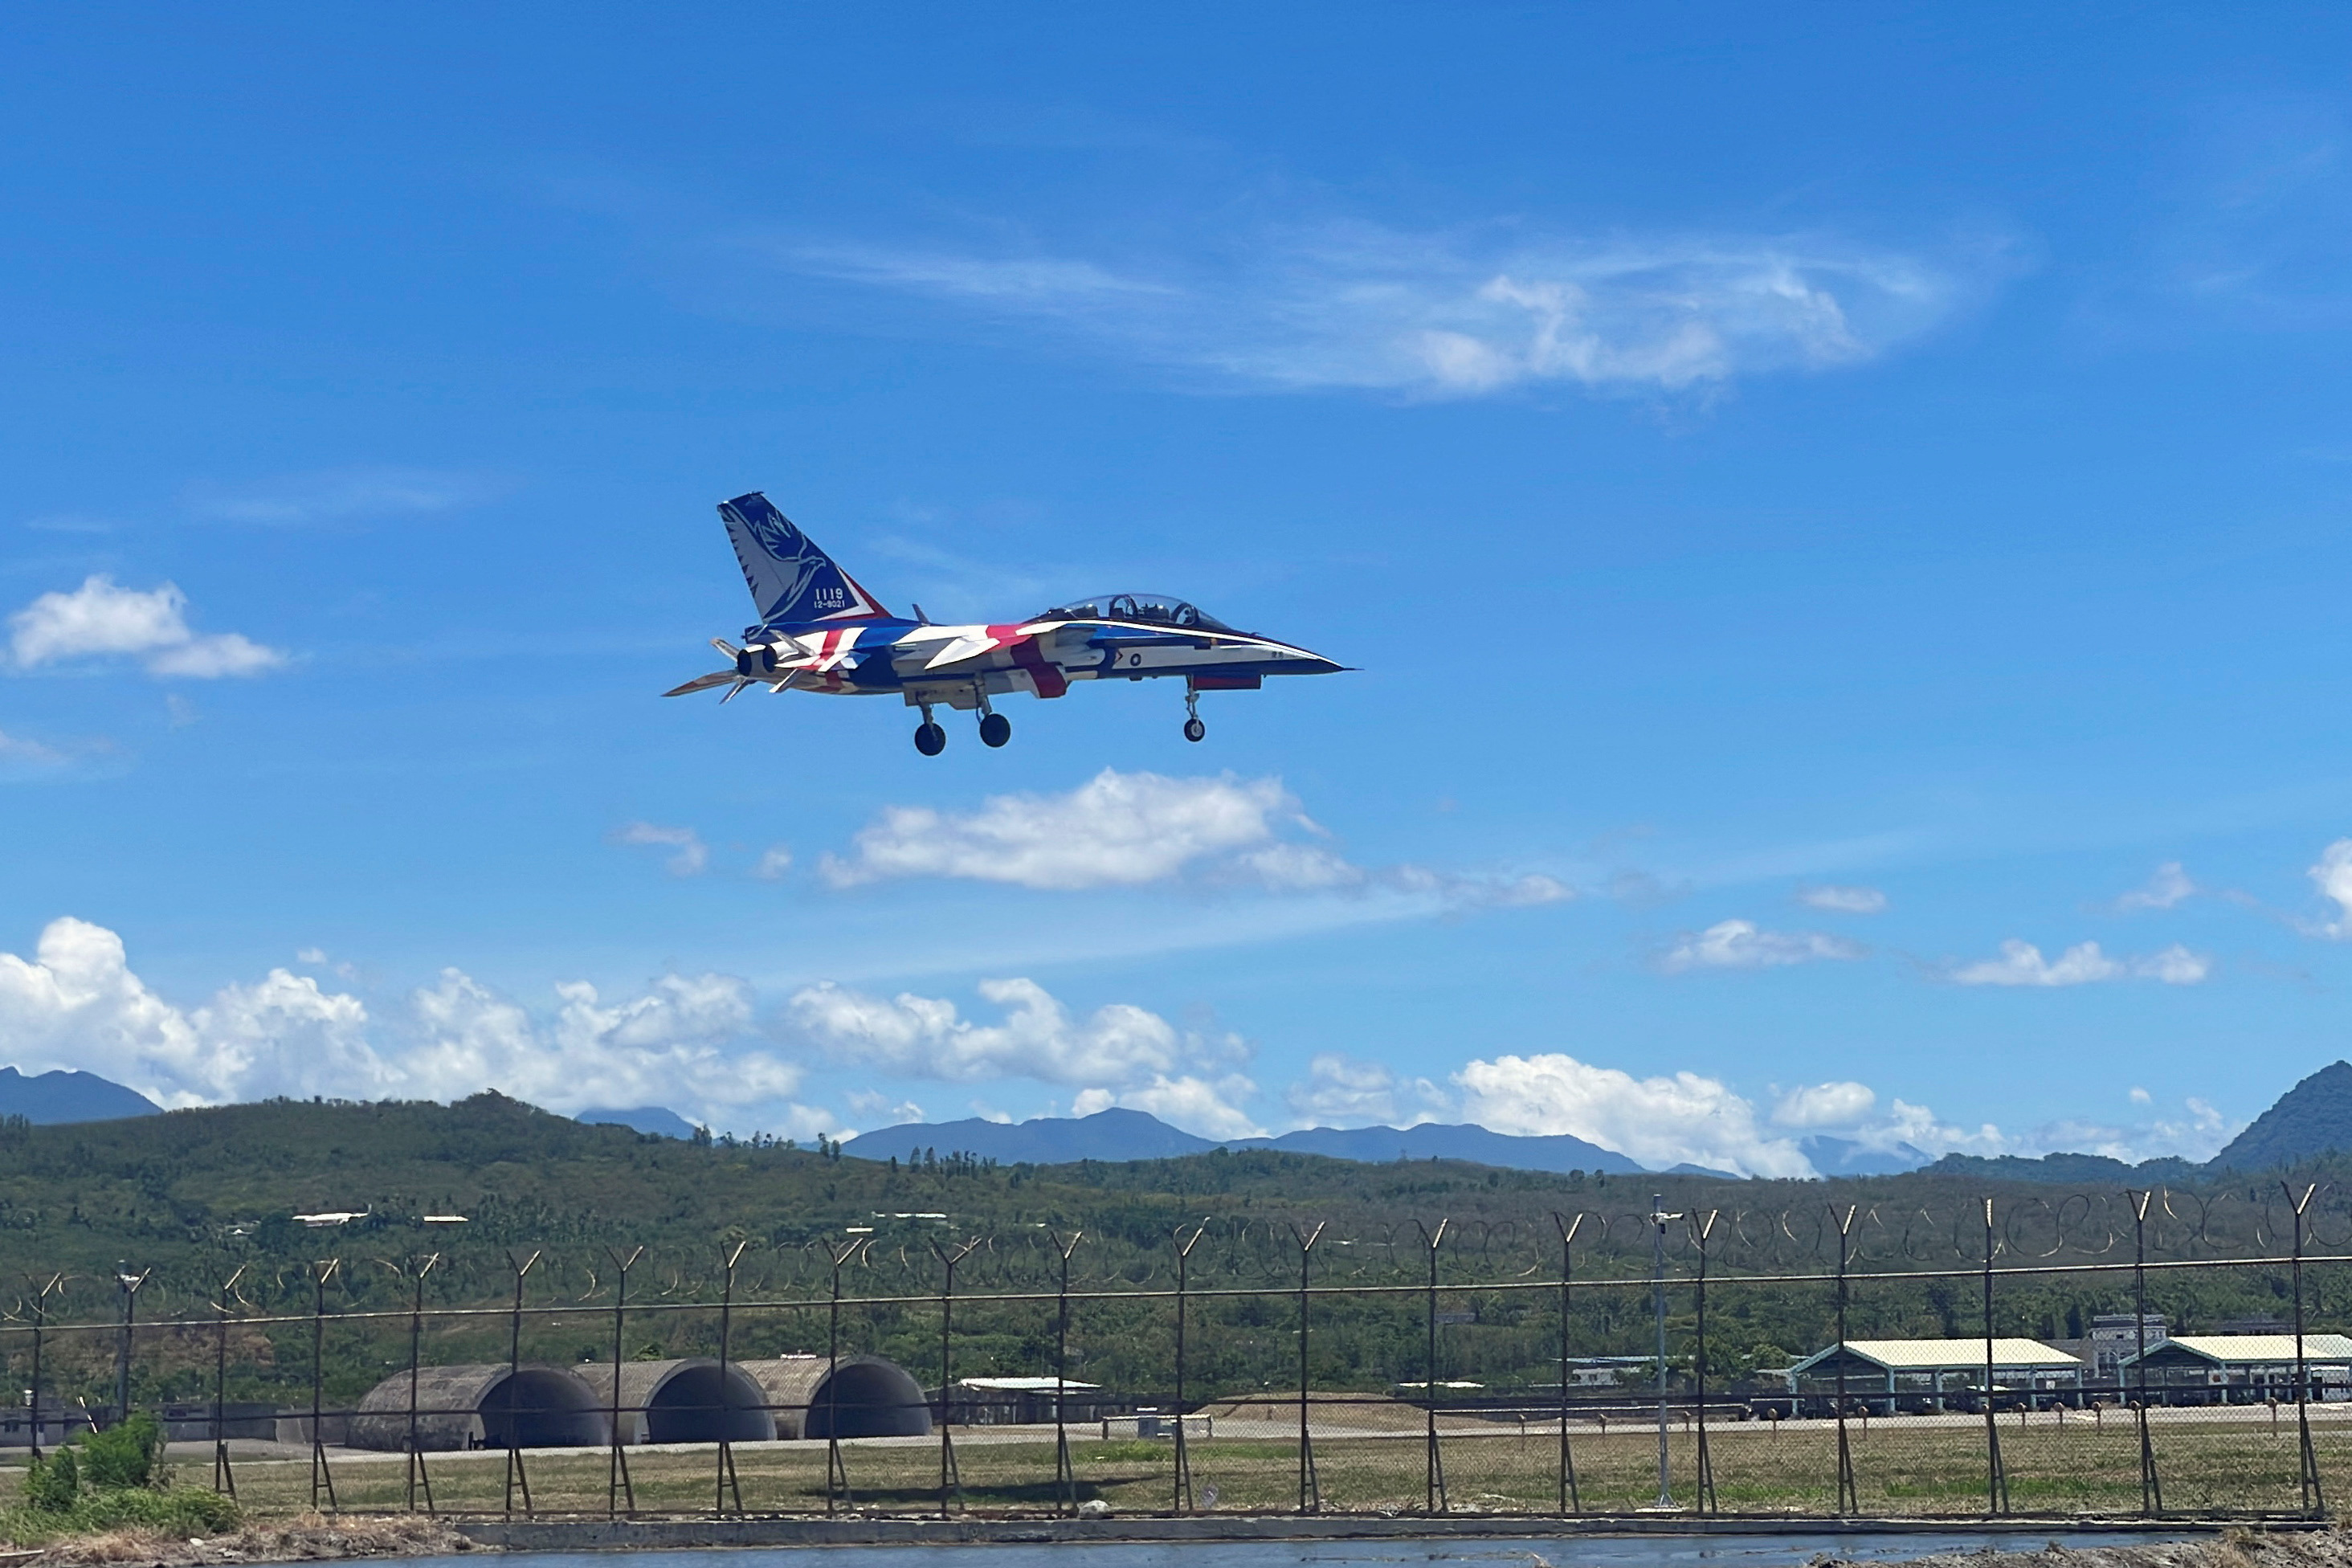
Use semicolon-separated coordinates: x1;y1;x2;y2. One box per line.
398;1256;438;1514
26;1272;59;1461
1982;1198;2008;1515
1292;1220;1325;1513
501;1250;539;1520
1693;1209;1719;1514
212;1265;244;1499
603;1246;641;1518
932;1236;981;1517
2127;1190;2159;1516
1832;1204;1858;1516
2286;1181;2324;1516
714;1240;749;1513
1050;1229;1084;1517
310;1258;341;1513
1417;1218;1449;1514
1174;1220;1207;1513
1552;1212;1583;1516
825;1237;862;1512
112;1264;149;1431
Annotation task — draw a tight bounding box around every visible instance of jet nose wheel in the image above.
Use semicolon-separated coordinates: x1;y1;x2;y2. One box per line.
1183;717;1207;743
914;721;947;756
978;712;1012;749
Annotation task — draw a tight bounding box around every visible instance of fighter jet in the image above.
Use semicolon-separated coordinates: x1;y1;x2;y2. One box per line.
666;492;1344;754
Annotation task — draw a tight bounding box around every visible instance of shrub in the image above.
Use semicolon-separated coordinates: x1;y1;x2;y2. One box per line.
76;1411;166;1490
22;1449;78;1512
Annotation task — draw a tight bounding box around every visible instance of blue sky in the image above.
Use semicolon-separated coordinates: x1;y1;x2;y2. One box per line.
5;5;2352;1175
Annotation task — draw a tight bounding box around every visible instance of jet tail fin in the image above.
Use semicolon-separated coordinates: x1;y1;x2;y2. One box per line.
717;492;892;624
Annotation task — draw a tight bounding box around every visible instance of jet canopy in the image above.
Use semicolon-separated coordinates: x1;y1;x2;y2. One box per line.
1033;593;1232;631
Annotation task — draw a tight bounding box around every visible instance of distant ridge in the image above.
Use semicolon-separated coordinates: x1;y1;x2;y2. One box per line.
2207;1061;2352;1171
1248;1121;1641;1174
842;1108;1644;1174
0;1067;158;1125
848;1107;1216;1164
576;1105;701;1139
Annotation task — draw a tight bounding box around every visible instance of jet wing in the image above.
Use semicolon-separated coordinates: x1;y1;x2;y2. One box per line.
664;670;741;696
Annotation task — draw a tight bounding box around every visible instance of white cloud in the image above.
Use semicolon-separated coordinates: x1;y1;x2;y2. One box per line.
789;219;1984;400
2113;861;2197;912
1795;884;1889;914
610;821;708;877
1950;938;2211;986
753;846;793;881
789;975;1246;1088
1657;919;1867;973
1772;1080;1877;1128
183;466;496;525
823;770;1295;890
0;917;815;1132
2309;839;2352;938
8;576;287;678
821;768;1567;912
844;1088;925;1125
1284;1052;1450;1128
2015;1095;2236;1165
1452;1052;1814;1178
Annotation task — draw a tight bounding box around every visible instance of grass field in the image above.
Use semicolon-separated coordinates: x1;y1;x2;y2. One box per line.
21;1407;2335;1520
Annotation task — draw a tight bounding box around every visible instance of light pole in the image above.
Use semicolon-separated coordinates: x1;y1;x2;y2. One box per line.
1647;1194;1683;1510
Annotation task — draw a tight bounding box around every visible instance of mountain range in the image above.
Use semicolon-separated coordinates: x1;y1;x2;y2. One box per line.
9;1058;2346;1181
842;1107;1639;1174
0;1066;158;1124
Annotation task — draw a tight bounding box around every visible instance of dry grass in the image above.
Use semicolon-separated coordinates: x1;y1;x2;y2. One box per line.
27;1513;475;1567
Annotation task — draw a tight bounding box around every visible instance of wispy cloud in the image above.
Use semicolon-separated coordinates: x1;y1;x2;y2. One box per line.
1656;918;1866;973
1795;884;1888;914
2112;861;2197;912
182;466;500;526
610;821;708;877
1949;938;2211;987
769;218;1995;401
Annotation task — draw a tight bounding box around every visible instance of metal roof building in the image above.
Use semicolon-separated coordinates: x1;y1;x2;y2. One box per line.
1787;1338;2083;1408
2117;1333;2352;1402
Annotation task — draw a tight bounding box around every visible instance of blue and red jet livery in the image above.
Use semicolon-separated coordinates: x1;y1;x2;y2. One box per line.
666;493;1346;754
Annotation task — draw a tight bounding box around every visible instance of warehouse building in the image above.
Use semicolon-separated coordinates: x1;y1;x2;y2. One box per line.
2117;1333;2352;1403
1786;1337;2084;1412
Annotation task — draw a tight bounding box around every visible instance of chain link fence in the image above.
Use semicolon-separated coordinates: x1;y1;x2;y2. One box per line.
7;1182;2350;1521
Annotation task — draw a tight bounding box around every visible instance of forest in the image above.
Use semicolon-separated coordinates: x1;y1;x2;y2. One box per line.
1;1092;2345;1418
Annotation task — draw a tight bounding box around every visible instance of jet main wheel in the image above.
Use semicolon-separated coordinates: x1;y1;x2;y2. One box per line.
913;721;947;756
1183;717;1207;743
978;712;1012;748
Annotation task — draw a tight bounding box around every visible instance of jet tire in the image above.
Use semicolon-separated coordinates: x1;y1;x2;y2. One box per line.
914;721;947;756
978;713;1012;749
1183;717;1207;743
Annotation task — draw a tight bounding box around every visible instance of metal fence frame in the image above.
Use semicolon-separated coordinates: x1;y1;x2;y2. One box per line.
5;1186;2347;1522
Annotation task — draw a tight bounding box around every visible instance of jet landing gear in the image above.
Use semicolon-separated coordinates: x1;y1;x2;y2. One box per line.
913;704;947;757
977;693;1012;748
1182;688;1207;744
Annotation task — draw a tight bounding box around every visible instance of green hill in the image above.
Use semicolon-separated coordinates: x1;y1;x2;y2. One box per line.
2207;1060;2352;1170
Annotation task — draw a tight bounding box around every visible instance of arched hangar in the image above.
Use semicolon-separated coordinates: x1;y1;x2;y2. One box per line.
745;1354;933;1439
349;1364;610;1452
